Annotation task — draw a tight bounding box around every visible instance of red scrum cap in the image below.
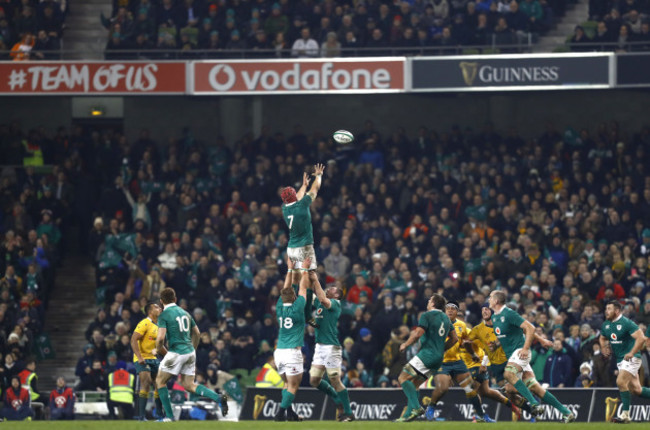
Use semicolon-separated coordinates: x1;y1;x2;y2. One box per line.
281;187;297;204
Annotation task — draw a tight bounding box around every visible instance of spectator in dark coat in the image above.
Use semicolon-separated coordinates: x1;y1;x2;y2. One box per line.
543;339;574;387
350;327;378;368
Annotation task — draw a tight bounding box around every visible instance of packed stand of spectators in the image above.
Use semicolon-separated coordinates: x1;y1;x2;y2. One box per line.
569;0;650;52
103;0;567;59
75;118;650;391
0;0;67;61
0;131;81;401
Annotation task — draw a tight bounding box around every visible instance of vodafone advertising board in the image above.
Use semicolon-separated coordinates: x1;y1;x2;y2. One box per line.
192;59;405;94
0;62;186;94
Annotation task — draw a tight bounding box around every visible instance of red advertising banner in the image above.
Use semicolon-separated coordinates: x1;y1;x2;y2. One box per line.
192;59;405;94
0;62;186;94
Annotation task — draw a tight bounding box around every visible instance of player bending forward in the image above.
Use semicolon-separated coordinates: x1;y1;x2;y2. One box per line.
303;258;354;421
155;287;227;422
395;293;456;422
488;290;575;423
600;300;650;423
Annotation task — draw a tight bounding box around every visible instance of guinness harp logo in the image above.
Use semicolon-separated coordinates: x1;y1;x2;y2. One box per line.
459;62;479;86
253;394;267;420
605;396;620;422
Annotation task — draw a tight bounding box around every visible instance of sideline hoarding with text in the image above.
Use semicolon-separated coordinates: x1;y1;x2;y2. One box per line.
241;387;636;421
191;58;406;95
412;53;612;92
0;62;187;94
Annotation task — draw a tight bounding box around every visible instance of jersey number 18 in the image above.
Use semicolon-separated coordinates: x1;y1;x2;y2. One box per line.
279;317;294;329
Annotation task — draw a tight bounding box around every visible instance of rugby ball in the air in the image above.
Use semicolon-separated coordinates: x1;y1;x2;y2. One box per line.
333;130;354;144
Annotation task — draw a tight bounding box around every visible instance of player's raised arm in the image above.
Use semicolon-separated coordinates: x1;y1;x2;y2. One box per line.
283;258;295;291
296;172;309;201
308;261;330;308
307;163;325;200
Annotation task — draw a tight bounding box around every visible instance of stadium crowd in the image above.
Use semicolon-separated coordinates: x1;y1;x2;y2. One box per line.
1;0;67;60
102;0;567;59
63;118;650;394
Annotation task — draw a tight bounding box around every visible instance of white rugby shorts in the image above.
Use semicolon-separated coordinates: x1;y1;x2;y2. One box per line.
160;351;196;376
617;357;642;376
408;355;435;378
274;348;304;376
312;344;342;369
287;245;317;270
507;348;534;376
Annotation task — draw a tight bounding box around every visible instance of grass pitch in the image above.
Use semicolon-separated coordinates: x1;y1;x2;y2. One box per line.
5;422;647;430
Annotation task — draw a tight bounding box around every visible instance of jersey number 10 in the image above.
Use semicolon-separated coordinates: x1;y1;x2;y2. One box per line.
176;315;190;332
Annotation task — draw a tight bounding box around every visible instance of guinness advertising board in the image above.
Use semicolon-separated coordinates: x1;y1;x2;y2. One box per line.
411;54;612;92
241;388;325;420
591;389;650;422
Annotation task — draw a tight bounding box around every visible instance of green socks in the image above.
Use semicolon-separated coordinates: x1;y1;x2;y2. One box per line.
157;386;174;419
317;380;338;400
621;391;631;411
641;387;650;399
401;380;421;410
138;391;148;418
337;388;352;415
281;389;295;409
195;384;221;404
514;380;539;406
155;395;163;418
542;391;571;416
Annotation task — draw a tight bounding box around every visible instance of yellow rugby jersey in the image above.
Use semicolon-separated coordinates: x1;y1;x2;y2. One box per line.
461;338;486;369
468;321;507;365
133;317;158;361
443;319;470;363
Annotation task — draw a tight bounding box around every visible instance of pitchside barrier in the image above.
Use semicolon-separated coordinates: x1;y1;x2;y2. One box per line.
240;387;650;422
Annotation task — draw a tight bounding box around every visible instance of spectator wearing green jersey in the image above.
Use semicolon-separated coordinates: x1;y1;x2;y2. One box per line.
599;300;650;424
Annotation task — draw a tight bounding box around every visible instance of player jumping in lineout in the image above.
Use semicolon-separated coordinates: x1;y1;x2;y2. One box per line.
154;287;227;422
599;300;650;423
488;290;575;423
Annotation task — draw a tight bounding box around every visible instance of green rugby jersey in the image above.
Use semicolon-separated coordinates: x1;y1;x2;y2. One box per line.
314;297;341;346
601;315;641;363
282;195;314;248
491;306;526;358
158;303;196;355
416;309;452;368
276;295;306;348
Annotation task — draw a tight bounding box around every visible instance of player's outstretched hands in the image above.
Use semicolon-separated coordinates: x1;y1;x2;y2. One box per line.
287;258;295;271
313;163;325;176
302;172;309;188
